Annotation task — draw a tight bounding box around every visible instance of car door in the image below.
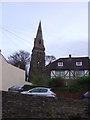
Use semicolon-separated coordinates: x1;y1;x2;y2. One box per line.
39;88;48;96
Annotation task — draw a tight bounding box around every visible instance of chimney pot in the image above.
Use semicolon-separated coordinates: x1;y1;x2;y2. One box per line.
69;54;71;58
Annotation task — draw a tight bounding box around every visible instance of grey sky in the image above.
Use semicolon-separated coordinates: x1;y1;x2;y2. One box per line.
0;2;88;59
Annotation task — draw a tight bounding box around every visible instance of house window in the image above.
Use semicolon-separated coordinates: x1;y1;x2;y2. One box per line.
76;61;82;66
55;71;64;77
58;62;63;67
75;71;84;77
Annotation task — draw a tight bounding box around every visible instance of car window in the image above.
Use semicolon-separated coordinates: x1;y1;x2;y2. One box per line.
29;88;40;93
16;86;21;89
13;86;20;89
40;89;48;93
11;86;16;89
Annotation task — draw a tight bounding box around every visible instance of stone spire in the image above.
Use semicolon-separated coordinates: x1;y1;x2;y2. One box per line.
33;21;45;51
29;21;45;80
36;21;43;40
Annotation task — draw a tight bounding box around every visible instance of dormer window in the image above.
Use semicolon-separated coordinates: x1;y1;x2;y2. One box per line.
58;62;63;67
76;61;82;66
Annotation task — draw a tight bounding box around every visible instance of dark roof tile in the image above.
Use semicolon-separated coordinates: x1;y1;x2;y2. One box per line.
46;57;90;70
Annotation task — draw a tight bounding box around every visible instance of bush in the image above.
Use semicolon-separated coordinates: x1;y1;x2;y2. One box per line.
31;75;49;87
49;77;65;87
23;85;40;91
76;76;90;85
51;87;69;92
69;76;90;93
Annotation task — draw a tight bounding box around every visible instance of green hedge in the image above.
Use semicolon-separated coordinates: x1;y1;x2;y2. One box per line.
68;76;90;93
23;75;90;93
49;76;65;87
23;85;41;91
31;75;49;87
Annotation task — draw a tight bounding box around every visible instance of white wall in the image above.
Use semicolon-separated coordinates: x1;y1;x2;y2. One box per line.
0;54;2;91
0;53;25;91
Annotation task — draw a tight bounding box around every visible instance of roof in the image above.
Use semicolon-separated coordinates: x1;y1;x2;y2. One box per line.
46;56;90;70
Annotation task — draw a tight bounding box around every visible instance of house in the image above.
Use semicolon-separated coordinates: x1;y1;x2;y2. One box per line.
0;51;32;91
46;54;90;79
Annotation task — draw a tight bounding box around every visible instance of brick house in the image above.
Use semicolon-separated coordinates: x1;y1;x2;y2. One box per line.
46;54;90;79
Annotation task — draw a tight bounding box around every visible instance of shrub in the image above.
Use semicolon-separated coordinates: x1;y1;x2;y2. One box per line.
69;76;90;93
23;85;33;90
23;85;39;91
31;75;49;87
49;76;65;87
76;76;90;85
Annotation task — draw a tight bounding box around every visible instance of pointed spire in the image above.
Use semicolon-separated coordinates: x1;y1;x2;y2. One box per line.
36;21;43;40
33;21;45;51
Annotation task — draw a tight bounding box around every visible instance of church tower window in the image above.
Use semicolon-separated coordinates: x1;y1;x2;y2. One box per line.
39;40;41;44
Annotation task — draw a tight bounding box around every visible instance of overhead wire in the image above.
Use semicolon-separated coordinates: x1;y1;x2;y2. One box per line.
0;25;31;46
2;30;19;53
0;25;33;57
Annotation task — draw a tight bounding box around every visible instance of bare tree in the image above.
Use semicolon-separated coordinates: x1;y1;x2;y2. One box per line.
8;50;30;70
45;55;56;65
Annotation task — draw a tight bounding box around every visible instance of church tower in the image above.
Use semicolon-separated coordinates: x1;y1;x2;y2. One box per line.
29;21;45;80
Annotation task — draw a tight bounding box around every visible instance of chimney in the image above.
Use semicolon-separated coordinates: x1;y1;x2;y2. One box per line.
69;54;71;58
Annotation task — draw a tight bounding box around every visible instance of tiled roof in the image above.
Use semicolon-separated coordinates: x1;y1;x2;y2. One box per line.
46;56;90;70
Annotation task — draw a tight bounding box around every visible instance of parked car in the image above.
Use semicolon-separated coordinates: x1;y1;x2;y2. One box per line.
82;91;90;98
8;85;24;93
21;87;56;98
82;91;90;103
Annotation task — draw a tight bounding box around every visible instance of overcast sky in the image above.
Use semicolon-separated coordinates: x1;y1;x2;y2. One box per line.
0;1;88;59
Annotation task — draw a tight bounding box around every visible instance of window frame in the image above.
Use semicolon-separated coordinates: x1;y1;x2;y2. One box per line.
55;70;64;77
76;61;82;66
58;62;63;67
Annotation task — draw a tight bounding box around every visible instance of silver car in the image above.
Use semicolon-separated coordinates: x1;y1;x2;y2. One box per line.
82;91;90;103
21;87;56;98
